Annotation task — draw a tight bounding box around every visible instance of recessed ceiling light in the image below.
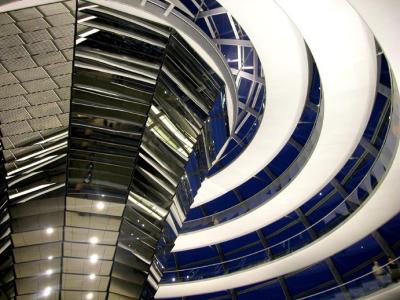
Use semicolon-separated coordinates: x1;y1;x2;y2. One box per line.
86;292;94;299
47;256;53;260
96;202;105;210
45;269;53;276
172;277;176;282
89;254;98;264
89;273;96;280
89;236;98;244
43;287;52;297
142;224;145;227
46;227;54;235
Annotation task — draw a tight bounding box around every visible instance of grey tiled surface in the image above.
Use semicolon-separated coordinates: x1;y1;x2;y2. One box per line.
0;1;75;169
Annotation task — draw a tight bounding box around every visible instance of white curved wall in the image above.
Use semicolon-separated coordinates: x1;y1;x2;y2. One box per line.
156;0;400;296
192;0;309;207
173;0;376;252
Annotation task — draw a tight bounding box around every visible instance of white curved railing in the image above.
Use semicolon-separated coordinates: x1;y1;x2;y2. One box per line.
192;0;309;207
155;0;400;296
173;0;377;251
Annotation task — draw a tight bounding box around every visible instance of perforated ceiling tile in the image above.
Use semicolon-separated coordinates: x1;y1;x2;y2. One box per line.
48;24;74;38
0;63;6;73
20;29;52;44
0;83;26;98
0;23;22;37
27;102;62;118
14;66;48;82
25;39;57;55
58;112;69;126
28;115;62;131
0;34;24;49
1;137;13;149
0;13;14;25
1;120;32;136
54;36;74;50
0;44;29;60
0;107;31;124
1;56;37;71
17;18;50;32
44;61;72;77
57;100;70;113
0;95;29;110
25;90;60;105
62;48;73;60
46;13;75;27
33;51;66;66
53;74;71;88
22;77;58;93
54;87;70;100
9;7;43;22
38;2;70;16
0;72;18;86
63;0;76;12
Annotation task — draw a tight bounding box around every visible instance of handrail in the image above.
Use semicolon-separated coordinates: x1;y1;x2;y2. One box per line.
180;71;322;232
298;256;400;299
161;93;393;278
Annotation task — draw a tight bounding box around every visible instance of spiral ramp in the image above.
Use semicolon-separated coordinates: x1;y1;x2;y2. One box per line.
0;0;399;300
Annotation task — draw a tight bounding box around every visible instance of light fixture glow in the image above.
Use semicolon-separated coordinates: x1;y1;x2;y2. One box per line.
47;256;53;260
45;269;53;276
43;287;52;297
89;273;96;280
46;227;54;235
89;254;98;264
96;202;105;210
172;277;176;282
86;292;94;299
89;236;99;244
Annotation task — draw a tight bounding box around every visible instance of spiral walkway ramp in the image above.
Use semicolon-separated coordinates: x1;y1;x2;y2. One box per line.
0;0;399;300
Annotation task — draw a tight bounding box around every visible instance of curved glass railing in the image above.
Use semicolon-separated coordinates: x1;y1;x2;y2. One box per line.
298;256;400;300
180;78;322;232
206;48;266;176
159;104;397;282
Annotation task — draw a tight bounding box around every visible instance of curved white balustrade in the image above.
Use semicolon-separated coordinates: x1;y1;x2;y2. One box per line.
192;0;309;207
173;0;376;252
156;0;400;296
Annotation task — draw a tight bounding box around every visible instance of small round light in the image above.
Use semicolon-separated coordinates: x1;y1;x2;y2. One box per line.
46;227;54;235
142;224;145;227
47;256;53;260
172;277;176;282
186;275;189;279
89;273;96;280
319;192;322;196
45;269;53;276
43;287;52;297
89;254;98;264
130;233;134;236
86;292;93;299
89;237;98;244
96;202;105;210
